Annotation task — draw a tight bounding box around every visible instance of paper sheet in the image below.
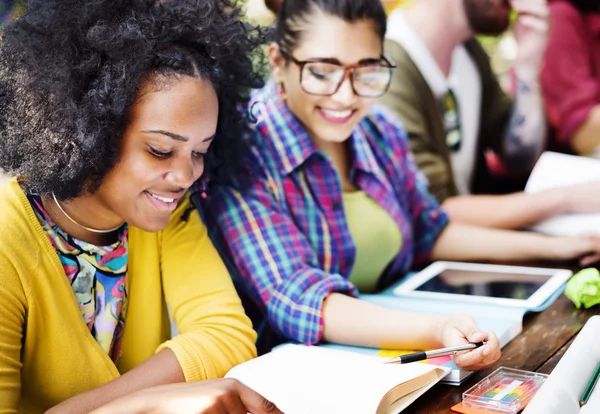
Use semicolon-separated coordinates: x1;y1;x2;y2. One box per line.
523;316;600;414
225;344;449;414
525;152;600;236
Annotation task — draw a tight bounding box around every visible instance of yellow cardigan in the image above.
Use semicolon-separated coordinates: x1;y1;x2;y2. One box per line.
0;179;257;413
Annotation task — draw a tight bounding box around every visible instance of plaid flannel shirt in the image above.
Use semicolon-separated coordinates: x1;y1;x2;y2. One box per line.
200;81;449;346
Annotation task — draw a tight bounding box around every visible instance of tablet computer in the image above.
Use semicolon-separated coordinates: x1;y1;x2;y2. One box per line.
392;261;572;308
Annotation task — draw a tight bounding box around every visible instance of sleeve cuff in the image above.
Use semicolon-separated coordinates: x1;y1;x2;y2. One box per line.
156;337;208;382
271;272;359;345
414;211;450;266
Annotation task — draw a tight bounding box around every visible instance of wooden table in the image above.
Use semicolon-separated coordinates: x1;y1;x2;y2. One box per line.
409;290;600;413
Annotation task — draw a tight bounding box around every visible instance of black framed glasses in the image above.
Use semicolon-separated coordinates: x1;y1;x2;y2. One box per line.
280;49;396;98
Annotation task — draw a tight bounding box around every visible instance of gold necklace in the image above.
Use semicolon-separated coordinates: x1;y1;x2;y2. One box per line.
51;193;124;234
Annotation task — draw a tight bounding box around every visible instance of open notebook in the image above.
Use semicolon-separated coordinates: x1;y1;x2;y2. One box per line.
226;344;450;414
523;316;600;413
321;341;474;386
525;151;600;236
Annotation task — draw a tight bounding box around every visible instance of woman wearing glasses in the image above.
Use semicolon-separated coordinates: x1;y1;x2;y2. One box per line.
200;0;600;369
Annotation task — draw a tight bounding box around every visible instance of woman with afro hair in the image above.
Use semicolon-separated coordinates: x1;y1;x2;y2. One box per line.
0;0;280;412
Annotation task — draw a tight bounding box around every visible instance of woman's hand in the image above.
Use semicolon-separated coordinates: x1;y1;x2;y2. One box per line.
548;233;600;267
91;378;282;414
437;314;501;371
512;0;549;77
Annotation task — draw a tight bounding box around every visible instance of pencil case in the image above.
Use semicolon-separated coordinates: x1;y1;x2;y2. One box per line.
462;367;548;413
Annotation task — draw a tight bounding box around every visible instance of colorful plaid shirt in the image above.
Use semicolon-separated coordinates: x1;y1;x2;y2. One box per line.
200;81;449;346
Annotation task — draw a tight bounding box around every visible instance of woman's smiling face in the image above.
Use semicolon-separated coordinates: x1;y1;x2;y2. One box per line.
271;13;384;146
95;75;218;232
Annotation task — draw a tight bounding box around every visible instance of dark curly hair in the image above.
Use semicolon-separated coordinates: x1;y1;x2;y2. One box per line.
0;0;266;199
275;0;386;54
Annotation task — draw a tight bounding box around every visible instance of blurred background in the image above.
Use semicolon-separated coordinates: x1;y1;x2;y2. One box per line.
0;0;517;188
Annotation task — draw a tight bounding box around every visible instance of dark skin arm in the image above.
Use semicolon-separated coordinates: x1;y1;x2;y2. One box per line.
46;349;184;414
90;379;282;414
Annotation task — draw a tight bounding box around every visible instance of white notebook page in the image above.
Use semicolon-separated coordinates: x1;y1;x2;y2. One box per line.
226;344;449;414
523;316;600;414
525;152;600;236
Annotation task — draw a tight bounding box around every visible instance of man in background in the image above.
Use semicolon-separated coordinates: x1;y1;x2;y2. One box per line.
380;0;552;227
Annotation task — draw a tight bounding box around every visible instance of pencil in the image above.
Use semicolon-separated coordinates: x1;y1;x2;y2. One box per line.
580;362;600;407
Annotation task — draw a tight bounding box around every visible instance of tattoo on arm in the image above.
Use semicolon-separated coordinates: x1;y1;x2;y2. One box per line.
502;79;545;171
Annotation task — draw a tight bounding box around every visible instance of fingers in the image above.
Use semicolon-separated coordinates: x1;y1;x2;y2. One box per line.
516;15;548;31
451;327;486;359
454;331;501;371
442;315;500;371
233;379;283;414
511;0;549;19
511;0;549;31
451;314;483;343
580;253;600;267
560;235;600;262
580;235;600;260
466;329;487;344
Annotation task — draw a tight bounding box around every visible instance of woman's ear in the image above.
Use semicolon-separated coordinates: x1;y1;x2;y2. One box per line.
268;42;285;83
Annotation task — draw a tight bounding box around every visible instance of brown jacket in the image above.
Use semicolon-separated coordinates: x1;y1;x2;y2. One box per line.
379;38;513;202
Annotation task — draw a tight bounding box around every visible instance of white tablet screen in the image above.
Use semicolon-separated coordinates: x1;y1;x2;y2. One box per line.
414;269;553;299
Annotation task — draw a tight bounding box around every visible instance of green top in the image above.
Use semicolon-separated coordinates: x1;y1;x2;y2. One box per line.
343;191;402;293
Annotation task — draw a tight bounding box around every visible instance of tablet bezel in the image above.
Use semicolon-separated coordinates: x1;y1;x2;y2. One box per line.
392;261;572;308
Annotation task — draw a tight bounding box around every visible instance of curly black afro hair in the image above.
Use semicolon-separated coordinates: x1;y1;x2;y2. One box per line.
0;0;266;199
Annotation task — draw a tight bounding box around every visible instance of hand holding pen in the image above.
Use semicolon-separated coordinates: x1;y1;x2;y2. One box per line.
385;341;486;364
432;314;501;371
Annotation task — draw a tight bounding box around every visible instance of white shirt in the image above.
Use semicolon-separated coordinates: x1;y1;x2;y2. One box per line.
386;11;482;195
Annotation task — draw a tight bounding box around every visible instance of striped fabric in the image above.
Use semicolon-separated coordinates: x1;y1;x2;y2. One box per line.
200;81;449;346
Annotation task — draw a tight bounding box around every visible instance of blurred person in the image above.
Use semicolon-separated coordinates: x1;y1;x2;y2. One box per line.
0;0;279;413
542;0;600;155
379;0;600;229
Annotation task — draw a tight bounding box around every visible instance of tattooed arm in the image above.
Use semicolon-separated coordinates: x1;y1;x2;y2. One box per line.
503;75;545;170
502;0;549;170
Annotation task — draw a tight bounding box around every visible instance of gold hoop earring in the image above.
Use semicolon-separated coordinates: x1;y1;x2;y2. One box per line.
278;82;287;101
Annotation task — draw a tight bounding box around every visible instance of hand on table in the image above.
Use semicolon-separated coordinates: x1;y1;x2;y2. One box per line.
92;378;282;414
439;314;501;371
550;234;600;267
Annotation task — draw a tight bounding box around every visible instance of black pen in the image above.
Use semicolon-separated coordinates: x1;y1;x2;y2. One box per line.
384;341;485;364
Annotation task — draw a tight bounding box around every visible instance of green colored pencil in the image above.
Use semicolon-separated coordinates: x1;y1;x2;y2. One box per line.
580;363;600;407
